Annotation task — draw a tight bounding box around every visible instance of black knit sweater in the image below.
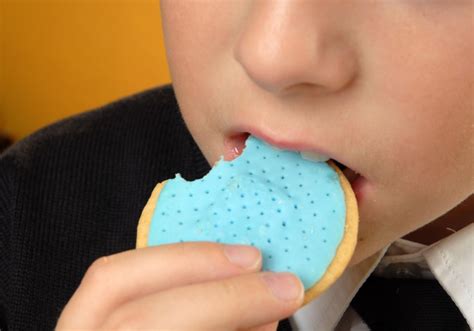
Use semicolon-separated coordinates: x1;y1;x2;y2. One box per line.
0;84;215;330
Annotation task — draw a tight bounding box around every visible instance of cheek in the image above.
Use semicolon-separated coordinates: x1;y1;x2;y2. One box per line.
365;6;473;196
160;1;243;164
160;0;241;94
389;86;472;220
378;72;471;191
353;4;474;232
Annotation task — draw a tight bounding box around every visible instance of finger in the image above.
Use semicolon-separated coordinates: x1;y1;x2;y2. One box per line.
243;321;279;331
103;271;304;330
57;242;262;329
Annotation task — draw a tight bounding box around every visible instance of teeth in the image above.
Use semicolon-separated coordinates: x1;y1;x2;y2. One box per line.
300;151;330;162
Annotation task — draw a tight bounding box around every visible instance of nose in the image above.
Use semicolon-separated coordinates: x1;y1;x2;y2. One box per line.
234;0;358;96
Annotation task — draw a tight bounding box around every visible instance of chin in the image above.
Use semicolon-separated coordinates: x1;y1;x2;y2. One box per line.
349;240;378;267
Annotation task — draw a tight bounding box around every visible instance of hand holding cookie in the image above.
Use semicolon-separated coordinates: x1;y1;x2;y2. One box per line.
138;135;358;305
56;242;303;330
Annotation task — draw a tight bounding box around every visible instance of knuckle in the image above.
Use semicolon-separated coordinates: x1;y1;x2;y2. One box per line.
175;241;223;258
183;240;221;251
218;278;239;298
82;256;112;288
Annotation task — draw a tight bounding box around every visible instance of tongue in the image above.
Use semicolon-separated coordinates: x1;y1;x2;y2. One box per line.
223;133;249;161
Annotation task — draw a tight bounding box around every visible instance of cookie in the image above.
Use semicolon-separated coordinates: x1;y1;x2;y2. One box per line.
137;135;358;305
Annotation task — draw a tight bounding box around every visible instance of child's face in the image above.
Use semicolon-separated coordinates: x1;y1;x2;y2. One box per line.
160;1;473;265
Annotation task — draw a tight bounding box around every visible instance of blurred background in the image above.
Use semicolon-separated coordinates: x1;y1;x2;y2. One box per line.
0;0;171;152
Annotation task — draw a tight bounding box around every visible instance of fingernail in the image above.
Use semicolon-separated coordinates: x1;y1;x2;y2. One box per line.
262;272;303;301
224;244;261;269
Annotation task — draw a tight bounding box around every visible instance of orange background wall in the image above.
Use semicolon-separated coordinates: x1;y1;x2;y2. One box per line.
0;0;171;141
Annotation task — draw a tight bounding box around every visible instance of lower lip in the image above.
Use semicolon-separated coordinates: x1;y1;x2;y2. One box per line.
350;175;367;204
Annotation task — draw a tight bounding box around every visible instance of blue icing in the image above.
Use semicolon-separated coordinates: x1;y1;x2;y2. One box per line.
148;135;346;290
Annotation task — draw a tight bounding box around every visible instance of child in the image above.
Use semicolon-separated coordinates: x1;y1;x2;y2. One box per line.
1;1;472;330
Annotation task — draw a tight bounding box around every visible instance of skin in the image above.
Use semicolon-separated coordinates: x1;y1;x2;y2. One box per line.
57;1;473;330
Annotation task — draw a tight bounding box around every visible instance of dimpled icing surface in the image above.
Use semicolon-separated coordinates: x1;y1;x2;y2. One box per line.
148;135;346;290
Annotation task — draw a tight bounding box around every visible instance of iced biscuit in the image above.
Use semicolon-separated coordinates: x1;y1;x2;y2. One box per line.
137;135;358;305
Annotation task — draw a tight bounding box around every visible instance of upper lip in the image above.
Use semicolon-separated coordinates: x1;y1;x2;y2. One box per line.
230;123;363;177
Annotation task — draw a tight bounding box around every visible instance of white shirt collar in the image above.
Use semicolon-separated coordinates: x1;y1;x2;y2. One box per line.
423;223;473;329
290;223;473;330
290;245;388;330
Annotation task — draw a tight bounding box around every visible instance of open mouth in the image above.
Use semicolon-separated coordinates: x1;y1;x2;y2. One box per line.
332;160;361;185
224;132;365;201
